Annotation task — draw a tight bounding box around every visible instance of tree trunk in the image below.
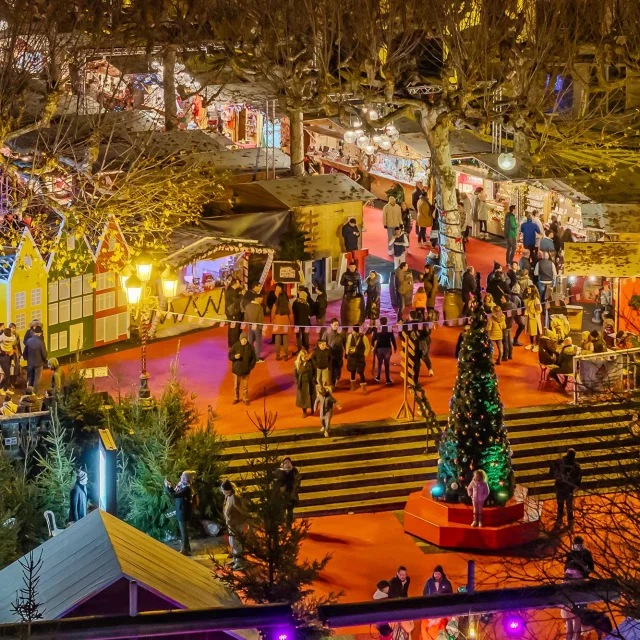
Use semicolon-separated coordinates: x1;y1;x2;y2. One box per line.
421;109;466;289
288;109;305;177
163;46;178;131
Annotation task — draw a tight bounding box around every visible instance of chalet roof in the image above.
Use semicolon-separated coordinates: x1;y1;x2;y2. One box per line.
235;174;375;209
0;510;241;624
166;229;272;268
0;249;18;280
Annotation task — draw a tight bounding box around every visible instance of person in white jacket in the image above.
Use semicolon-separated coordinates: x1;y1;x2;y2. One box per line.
467;469;490;527
382;197;403;255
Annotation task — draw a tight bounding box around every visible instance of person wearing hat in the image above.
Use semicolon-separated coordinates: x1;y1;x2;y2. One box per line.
221;479;250;569
423;565;453;596
565;536;594;577
69;469;88;523
228;333;257;406
165;471;195;555
341;217;361;254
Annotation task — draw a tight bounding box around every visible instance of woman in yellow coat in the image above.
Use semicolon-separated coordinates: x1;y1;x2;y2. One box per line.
523;285;542;352
487;305;506;364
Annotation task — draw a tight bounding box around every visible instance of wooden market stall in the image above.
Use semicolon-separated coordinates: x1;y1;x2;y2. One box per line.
155;231;274;338
232;174;375;266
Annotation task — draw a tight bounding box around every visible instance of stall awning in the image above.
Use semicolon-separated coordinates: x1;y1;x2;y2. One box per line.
166;231;273;269
564;242;640;278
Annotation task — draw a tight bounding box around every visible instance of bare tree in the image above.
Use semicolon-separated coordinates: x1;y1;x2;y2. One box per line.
11;550;45;631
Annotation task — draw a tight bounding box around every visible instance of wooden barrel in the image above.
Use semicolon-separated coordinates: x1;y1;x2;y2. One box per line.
443;289;463;320
341;295;365;326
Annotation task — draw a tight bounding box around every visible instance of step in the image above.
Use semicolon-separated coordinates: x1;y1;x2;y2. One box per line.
224;423;631;473
221;407;636;457
223;402;638;447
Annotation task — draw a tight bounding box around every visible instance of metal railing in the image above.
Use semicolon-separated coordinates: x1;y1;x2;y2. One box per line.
571;347;640;404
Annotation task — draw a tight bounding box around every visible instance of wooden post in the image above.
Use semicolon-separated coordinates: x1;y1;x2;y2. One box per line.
396;331;416;420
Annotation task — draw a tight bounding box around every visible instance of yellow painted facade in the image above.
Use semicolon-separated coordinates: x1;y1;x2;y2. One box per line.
295;201;364;265
0;231;48;334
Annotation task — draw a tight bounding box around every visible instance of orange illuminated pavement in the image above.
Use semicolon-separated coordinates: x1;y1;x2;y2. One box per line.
72;210;569;435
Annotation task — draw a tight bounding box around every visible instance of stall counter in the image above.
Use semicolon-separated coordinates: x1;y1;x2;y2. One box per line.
156;287;226;338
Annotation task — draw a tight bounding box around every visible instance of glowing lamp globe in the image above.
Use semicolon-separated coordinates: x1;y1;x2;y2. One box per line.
161;266;179;299
343;129;358;144
386;124;399;139
372;134;382;144
379;138;392;151
352;117;362;128
354;128;364;137
135;252;153;282
504;615;525;637
356;135;370;149
125;274;143;305
364;143;376;155
369;109;379;121
498;152;516;171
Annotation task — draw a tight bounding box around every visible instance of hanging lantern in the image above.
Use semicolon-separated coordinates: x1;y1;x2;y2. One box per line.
356;135;370;149
364;143;376;155
498;152;516;171
369;109;379;121
372;134;382;145
379;138;392;151
352;117;362;128
343;130;358;144
386;123;399;140
354;128;364;138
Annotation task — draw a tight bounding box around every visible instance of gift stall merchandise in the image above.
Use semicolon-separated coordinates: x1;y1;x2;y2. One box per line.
368;139;429;202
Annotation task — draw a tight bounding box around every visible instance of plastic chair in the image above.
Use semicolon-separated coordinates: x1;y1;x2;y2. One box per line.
44;510;63;537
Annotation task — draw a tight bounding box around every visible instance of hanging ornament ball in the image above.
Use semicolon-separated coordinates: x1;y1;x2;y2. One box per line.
369;109;379;121
450;482;458;490
343;130;358;144
462;457;467;462
499;480;505;486
356;135;370;149
364;143;376;155
352;117;363;128
372;134;382;144
454;458;458;464
493;461;499;466
437;458;442;465
379;139;392;151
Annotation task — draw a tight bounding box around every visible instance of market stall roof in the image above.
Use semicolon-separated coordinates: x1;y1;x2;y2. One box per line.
233;174;375;210
196;147;290;173
398;130;494;159
0;510;242;624
564;242;640;278
166;229;273;269
580;203;640;233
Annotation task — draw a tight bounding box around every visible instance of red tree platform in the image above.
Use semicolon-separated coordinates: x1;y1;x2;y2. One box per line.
404;482;540;550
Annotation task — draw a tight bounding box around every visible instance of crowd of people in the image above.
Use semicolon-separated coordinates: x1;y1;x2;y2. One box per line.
0;318;59;415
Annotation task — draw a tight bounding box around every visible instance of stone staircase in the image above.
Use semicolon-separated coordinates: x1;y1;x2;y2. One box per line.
222;402;638;518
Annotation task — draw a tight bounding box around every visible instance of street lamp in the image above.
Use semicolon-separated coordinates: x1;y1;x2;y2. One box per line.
123;259;178;407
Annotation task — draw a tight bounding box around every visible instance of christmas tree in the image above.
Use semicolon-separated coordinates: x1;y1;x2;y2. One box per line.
435;276;515;505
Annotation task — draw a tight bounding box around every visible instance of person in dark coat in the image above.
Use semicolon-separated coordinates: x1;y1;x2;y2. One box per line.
549;337;578;387
225;279;243;348
294;350;316;417
423;565;453;595
486;267;511;302
340;262;364;325
346;326;370;394
550;448;582;527
365;270;382;321
228;334;257;405
275;457;301;526
506;262;519;289
455;323;471;358
388;566;410;598
164;470;194;555
313;285;328;326
538;329;558;367
325;319;345;389
69;469;88;523
18;386;40;413
24;325;47;390
292;290;312;352
419;264;438;312
341;218;361;253
565;536;595;578
461;266;476;315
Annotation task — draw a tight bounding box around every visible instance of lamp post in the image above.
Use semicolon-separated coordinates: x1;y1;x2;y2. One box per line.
123;256;178;407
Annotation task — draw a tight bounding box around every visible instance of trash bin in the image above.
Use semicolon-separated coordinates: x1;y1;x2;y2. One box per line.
340;295;365;326
443;289;463;320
